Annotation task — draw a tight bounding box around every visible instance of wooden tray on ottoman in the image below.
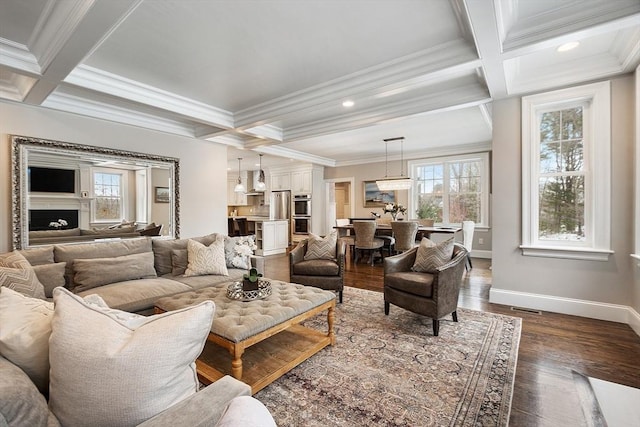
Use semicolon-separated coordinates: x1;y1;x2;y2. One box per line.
154;280;336;394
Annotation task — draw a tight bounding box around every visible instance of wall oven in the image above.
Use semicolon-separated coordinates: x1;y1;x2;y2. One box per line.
293;194;311;217
292;216;311;235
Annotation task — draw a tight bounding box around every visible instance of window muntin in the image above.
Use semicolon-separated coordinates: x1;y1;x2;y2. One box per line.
410;153;488;227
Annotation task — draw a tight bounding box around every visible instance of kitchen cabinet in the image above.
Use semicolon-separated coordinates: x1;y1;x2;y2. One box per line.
291;170;312;194
270;172;290;191
255;220;289;256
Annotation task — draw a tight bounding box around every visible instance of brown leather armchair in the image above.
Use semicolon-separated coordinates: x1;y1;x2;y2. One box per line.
383;243;468;336
289;238;346;303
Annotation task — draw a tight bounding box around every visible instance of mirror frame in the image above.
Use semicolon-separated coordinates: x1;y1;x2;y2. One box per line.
11;135;180;249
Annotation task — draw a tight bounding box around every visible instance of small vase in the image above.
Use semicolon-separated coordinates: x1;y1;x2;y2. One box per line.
390;213;397;221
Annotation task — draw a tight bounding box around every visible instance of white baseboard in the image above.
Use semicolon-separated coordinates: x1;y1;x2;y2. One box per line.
470;249;492;259
490;288;640;337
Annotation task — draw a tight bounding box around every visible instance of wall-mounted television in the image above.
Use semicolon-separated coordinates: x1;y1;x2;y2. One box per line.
28;166;75;193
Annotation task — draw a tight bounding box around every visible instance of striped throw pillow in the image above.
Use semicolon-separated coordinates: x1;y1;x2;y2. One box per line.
304;232;337;260
411;238;454;273
0;251;45;299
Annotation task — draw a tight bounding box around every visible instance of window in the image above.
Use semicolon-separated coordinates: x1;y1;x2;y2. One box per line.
409;153;489;227
521;81;612;261
92;170;125;222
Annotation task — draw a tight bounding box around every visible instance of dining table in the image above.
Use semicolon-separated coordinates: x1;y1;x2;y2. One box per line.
333;223;462;240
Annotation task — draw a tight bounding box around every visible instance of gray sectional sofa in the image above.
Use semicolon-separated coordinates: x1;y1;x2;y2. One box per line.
21;233;264;314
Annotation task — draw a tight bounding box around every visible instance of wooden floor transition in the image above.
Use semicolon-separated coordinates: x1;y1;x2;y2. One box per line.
264;248;640;426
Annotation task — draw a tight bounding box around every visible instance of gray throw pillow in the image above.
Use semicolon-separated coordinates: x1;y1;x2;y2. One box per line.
411;238;454;273
32;262;66;298
171;249;188;276
73;252;157;292
304;232;337;260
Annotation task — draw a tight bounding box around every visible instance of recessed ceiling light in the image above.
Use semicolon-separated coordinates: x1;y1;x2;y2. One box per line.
342;100;354;108
557;41;579;52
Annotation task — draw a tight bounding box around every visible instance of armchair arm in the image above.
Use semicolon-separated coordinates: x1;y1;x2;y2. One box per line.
336;239;346;276
383;247;418;274
137;376;251;427
289;241;307;276
431;244;468;316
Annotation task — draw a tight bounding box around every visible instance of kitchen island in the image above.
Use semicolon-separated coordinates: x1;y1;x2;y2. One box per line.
229;217;289;256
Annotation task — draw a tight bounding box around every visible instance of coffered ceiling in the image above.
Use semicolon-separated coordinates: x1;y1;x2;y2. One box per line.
0;0;638;171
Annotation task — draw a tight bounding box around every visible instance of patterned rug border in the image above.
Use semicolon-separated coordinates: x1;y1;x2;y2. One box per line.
256;286;522;426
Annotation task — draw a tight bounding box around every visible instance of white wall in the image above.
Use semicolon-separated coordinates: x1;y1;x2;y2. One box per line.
0;101;228;252
491;75;636;324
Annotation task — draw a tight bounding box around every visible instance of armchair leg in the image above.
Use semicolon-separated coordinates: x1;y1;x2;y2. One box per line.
384;301;389;315
338;290;343;303
452;311;458;322
432;319;440;336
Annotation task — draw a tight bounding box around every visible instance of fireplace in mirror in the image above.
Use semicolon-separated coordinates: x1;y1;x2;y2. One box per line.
29;209;79;231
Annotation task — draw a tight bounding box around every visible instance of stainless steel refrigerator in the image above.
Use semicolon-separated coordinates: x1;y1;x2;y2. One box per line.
269;190;292;244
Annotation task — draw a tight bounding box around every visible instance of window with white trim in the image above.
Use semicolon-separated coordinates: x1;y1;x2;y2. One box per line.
521;81;612;261
92;170;126;223
409;153;489;227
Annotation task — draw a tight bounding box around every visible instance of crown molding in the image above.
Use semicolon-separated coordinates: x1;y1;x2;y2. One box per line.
64;65;235;129
254;145;336;167
234;39;479;128
206;134;247;148
42;91;197;136
242;124;283;142
0;38;41;75
0;73;37;102
612;27;640;71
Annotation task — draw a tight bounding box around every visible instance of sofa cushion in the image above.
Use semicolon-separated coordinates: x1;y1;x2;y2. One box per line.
412;238;454;273
224;235;257;270
73;251;157;293
74;277;191;313
185;239;228;277
32;262;66;298
0;251;45;299
384;271;434;297
0;287;53;394
165;268;245;290
303;232;337;260
80;225;137;235
48;288;215;427
292;259;340;276
54;238;152;289
0;355;57;427
152;233;221;275
216;396;277;427
29;228;81;238
19;245;54;266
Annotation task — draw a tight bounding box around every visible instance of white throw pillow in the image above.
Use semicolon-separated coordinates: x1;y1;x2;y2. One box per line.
0;287;53;394
185;238;228;277
48;287;215;427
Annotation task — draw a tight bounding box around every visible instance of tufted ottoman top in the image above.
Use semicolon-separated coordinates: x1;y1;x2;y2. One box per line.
154;280;335;343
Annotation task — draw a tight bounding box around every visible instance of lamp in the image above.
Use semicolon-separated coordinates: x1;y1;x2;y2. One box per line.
376;137;412;191
256;154;266;191
234;157;245;193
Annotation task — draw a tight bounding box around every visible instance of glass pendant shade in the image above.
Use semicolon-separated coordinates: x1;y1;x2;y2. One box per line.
377;137;412;191
234;158;245;193
255;154;266;190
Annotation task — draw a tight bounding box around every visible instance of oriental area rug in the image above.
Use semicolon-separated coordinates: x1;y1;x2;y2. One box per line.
255;286;521;426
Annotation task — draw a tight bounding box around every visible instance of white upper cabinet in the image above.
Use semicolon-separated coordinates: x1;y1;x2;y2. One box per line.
291;170;312;194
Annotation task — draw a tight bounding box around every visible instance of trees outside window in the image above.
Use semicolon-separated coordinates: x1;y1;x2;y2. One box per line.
93;171;124;222
410;153;489;226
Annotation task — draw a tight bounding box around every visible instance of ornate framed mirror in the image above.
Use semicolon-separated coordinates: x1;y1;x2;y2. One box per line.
11;135;180;249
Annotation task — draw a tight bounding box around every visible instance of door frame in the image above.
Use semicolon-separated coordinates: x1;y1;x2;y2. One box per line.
325;177;355;233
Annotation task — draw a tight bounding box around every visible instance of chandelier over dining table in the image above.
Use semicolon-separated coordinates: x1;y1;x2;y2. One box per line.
376;136;412;191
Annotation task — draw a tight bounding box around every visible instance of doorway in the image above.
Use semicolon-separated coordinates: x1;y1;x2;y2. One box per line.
325;177;355;233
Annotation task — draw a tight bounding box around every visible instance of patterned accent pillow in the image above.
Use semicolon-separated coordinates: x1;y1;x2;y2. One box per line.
224;235;257;270
0;251;45;299
185;238;228;277
412;238;454;273
304;232;337;260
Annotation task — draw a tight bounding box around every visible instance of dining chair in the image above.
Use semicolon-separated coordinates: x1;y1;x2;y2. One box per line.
353;221;384;266
390;221;419;253
462;220;475;270
335;218;355;257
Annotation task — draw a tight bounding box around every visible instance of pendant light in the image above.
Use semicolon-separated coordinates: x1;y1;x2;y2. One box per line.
376;137;412;191
256;154;266;191
234;157;245;193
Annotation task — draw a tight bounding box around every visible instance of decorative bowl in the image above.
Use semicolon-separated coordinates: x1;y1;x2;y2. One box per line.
226;279;272;301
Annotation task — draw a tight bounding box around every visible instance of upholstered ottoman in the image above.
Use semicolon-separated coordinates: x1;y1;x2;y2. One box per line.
155;280;336;393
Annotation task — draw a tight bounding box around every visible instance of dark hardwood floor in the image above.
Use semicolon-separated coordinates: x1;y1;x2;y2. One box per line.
265;249;640;426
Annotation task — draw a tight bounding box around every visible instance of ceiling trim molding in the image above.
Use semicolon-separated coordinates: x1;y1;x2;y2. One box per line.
335;141;492;167
502;3;640;53
478;103;492;131
284;80;491;141
64;65;235;129
42;91;196;136
254;145;336;167
613;28;640;71
242;124;283;142
29;0;96;72
0;38;41;75
234;39;479;128
207;134;247;148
